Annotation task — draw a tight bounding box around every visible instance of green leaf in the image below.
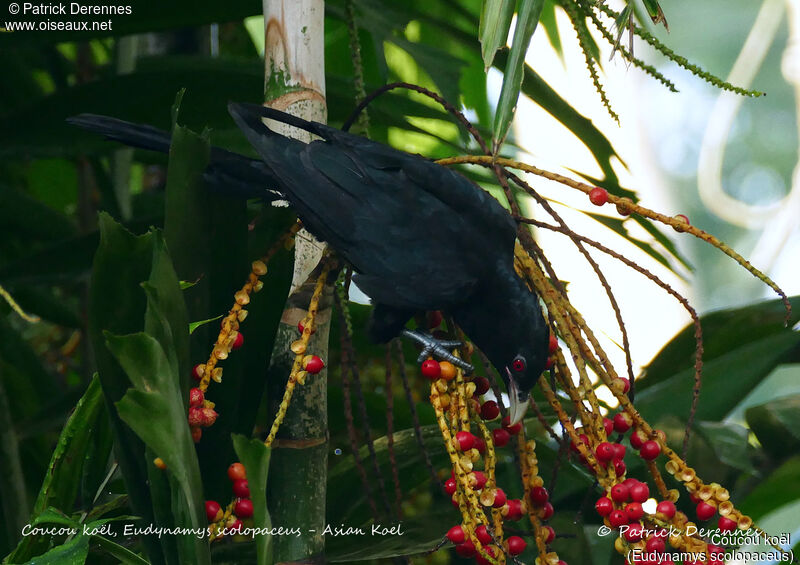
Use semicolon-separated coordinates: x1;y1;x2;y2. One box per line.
91;535;150;565
19;534;88;565
88;213;174;565
738;456;800;520
493;0;545;145
189;315;223;335
635;330;800;424
232;435;272;565
479;0;515;70
639;296;800;392
30;507;79;529
694;421;753;472
108;332;210;565
746;395;800;459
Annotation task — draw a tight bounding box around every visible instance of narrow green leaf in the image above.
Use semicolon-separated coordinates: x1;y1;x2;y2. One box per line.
19;535;88;565
232;435;272;565
4;377;107;563
479;0;516;70
92;536;150;565
107;332;210;565
189;315;223;335
746;395;800;459
493;0;545;146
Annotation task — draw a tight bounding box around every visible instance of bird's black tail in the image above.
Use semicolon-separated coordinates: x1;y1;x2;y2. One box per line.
67;114;174;154
67;113;281;200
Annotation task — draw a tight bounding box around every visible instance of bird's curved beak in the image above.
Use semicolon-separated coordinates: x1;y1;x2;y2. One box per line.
505;367;529;426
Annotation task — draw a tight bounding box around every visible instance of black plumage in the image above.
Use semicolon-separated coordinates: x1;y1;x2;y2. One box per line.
69;104;549;423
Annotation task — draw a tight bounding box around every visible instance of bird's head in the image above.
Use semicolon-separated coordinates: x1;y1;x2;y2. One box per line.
500;338;548;427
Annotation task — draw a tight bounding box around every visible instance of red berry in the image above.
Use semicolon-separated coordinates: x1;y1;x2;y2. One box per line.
471;471;488;490
540;502;554;520
427;310;443;329
228;462;247;481
603;418;614;436
624;522;644;542
673;214;690;232
614;459;627;477
696;502;716;521
506;499;524;521
229;519;243;534
191;364;204;382
493;488;507;508
617;378;631;394
455;539;475;557
200;406;218;426
639;440;661;460
473;377;490;396
205;500;222;523
625;502;644;521
480;401;500;421
629;482;650;503
542;525;555;543
189;387;204;407
475;525;492;545
446;525;466;544
420;359;441;380
629;429;647;449
589;187;609;206
191;426;202;443
450;495;459;508
718;516;736;531
613;413;632;433
571;433;590;452
610;483;630;502
474;437;486;454
235;498;254;518
492;428;511;447
656;500;676;519
645;536;665;552
188;407;204;427
232;332;244;350
595;442;615;462
507;535;527;555
548;334;558;354
455;431;475;451
595;497;613;517
444;478;457;495
304;355;325;374
530;486;549;506
502;415;522;435
476;546;496;565
297;321;316;335
612;443;627;461
233;479;250;498
608;509;628;528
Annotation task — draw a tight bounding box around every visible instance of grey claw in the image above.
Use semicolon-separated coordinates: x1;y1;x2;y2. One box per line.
402;330;474;374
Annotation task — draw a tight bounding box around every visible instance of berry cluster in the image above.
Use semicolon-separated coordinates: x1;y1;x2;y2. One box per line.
187;386;218;440
424;351;566;565
206;462;254;541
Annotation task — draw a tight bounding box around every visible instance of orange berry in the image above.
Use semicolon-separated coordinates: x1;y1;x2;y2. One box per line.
228;462;247;481
439;361;457;381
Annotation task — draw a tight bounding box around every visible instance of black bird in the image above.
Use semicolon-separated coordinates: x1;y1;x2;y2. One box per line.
68;104;549;424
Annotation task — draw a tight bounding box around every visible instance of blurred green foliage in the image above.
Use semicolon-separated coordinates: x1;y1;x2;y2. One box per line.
0;1;798;564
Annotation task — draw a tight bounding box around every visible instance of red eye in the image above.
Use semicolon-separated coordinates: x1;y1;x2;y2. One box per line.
512;357;526;372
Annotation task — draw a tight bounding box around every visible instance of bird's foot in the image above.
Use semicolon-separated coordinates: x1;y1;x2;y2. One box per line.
401;329;474;373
